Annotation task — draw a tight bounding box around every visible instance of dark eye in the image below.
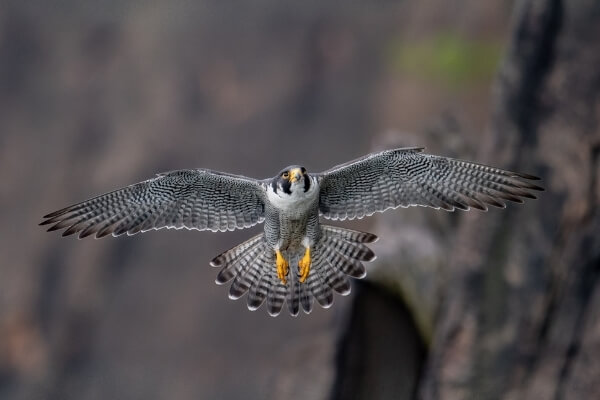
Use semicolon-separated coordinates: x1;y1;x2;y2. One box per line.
282;172;289;179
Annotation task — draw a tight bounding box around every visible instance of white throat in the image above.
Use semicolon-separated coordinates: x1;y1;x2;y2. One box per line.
267;177;318;215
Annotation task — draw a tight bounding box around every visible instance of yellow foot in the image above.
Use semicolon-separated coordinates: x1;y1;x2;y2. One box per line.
276;250;289;284
298;247;311;283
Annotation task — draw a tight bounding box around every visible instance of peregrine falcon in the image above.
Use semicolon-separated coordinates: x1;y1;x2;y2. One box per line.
40;148;543;316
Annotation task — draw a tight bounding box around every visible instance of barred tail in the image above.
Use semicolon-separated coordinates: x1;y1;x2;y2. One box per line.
304;225;377;313
210;225;377;317
210;232;272;305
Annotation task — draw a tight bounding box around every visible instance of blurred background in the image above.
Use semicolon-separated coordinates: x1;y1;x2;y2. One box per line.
1;0;599;399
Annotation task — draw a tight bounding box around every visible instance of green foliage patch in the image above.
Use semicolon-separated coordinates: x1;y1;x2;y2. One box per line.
388;32;503;88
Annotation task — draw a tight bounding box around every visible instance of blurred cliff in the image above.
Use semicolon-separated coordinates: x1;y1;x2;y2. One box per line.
1;1;597;399
336;1;600;399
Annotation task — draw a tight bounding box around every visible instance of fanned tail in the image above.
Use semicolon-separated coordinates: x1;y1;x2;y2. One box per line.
211;234;284;315
210;225;377;317
210;233;265;285
302;225;377;313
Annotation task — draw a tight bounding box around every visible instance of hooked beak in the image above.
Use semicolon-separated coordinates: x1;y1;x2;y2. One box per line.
289;168;302;183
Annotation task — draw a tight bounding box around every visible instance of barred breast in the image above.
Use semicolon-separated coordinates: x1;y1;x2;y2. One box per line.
264;176;320;250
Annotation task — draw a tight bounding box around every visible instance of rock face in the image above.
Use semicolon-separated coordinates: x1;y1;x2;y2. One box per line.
336;0;600;399
422;0;600;398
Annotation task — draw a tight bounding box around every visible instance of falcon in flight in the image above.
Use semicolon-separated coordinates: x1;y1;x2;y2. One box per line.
41;148;543;316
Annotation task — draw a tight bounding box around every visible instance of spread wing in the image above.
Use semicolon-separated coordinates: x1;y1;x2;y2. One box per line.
40;169;266;238
316;147;543;220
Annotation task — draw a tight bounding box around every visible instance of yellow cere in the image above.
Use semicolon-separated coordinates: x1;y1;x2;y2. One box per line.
289;168;302;183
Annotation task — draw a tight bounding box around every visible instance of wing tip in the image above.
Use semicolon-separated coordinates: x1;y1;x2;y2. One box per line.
42;209;68;219
45;224;62;232
472;203;488;212
514;172;541;181
61;228;77;237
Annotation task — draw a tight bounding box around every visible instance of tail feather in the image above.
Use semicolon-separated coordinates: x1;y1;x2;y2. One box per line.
307;266;334;308
211;233;264;268
311;246;351;295
209;225;377;316
316;240;367;279
267;276;287;317
323;258;351;295
246;253;272;310
320;233;376;262
228;262;257;300
247;274;268;310
330;251;366;278
321;225;378;243
286;269;301;317
216;237;264;286
300;281;313;313
228;246;272;300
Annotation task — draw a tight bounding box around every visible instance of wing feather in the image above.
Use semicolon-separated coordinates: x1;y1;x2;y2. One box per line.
40;169;266;237
316;148;543;220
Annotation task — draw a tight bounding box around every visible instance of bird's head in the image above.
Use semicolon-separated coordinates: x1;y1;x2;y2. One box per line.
271;165;311;195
